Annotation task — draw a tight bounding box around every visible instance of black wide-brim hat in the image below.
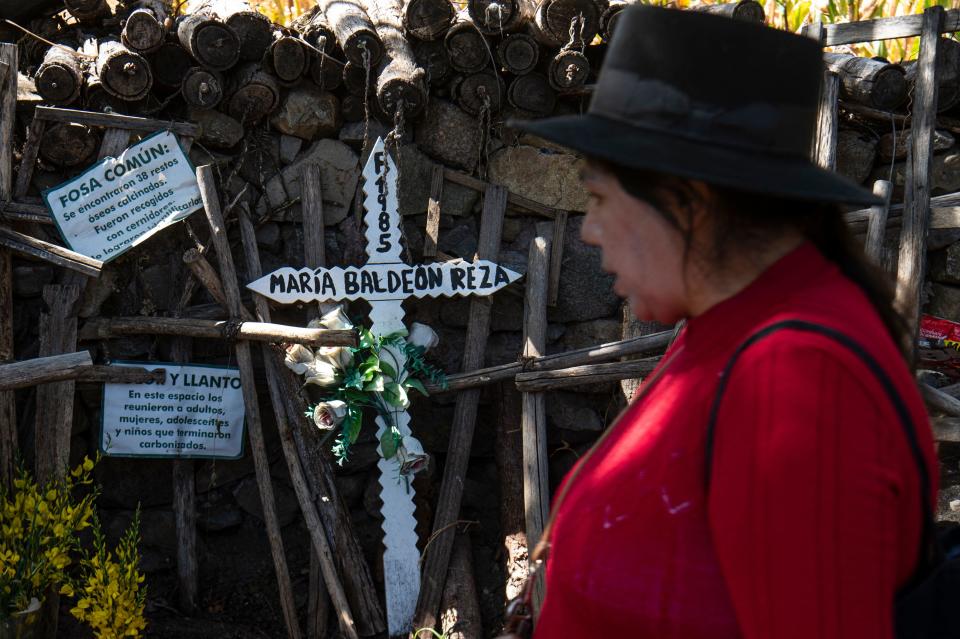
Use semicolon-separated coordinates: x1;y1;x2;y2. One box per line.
514;6;882;206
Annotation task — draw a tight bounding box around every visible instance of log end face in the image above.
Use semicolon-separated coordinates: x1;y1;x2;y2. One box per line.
548;50;590;92
226;12;274;62
468;0;518;34
543;0;600;47
194;23;241;71
497;34;539;75
732;0;766;23
271;38;309;83
36;65;80;105
872;66;908;111
406;0;457;40
182;68;224;110
345;31;384;68
122;9;165;53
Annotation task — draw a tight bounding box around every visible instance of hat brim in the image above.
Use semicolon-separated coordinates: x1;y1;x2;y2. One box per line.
512;113;883;207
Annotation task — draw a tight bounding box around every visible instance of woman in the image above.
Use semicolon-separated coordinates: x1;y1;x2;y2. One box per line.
506;6;939;639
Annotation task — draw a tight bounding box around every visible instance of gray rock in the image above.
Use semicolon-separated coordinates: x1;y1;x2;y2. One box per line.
548;216;619;323
485;331;523;367
836;129;877;185
879;128;954;162
280;139;360;225
556;319;621;352
545;393;603;432
190;108;244;149
488;145;588;212
397;144;478;217
438;222;478;258
270;87;341;140
440;294;524;332
197;502;244;532
78;267;118;318
140;263;176;311
232;475;300;527
926;283;960;320
338;119;392;152
263;174;289;208
238;137;282;186
255;222;282;253
279;134;303;164
869;151;960;199
414;99;479;171
930;230;960;253
12;266;53;297
497;249;527;277
195;456;256;493
502;217;524;243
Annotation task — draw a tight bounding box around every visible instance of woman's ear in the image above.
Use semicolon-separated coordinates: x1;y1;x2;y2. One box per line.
684;180;715;235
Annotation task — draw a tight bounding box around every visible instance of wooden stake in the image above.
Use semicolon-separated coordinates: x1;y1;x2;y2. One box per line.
815;71;840;170
520;236;549;614
35;284;81;482
895;6;944;346
494;381;527;603
439;533;483;639
0;352;93;392
98;128;131;160
197;164;302;639
236;209;358;639
515;358;660;392
423;164;443;258
79;316;355;346
169;337;198;615
182;248;253;318
414;184;508;631
0;227;103;278
298;163;332;639
0;43;17;490
864;180;893;269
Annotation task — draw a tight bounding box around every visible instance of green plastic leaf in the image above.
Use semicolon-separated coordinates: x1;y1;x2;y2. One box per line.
380;431;399;460
364;375;385;392
359;328;375;350
342;369;363;390
383;382;409;409
379;359;398;380
344;411;362;444
404;377;429;397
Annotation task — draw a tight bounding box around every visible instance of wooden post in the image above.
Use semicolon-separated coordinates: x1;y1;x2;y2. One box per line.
864;179;893;269
0;43;17;490
815;71;840;170
423;164;443;258
515;358;660;392
494;381;528;603
236;209;358;639
98;128;131;160
170;337;198;615
299;162;332;639
439;533;483;639
197;164;302;639
895;6;945;346
35;284;81;482
0;352;94;391
520;237;550;614
414;184;508;631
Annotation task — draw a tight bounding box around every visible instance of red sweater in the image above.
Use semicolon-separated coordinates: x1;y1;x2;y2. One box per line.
534;243;937;639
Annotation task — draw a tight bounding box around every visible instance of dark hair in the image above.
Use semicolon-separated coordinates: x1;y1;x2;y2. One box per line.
597;161;912;362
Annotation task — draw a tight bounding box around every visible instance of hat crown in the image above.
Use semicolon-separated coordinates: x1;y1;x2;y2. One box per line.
591;6;823;158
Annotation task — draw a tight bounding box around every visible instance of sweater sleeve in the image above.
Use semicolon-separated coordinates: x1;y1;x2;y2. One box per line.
707;333;916;639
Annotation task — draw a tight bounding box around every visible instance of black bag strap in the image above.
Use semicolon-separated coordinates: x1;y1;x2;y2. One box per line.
703;319;940;585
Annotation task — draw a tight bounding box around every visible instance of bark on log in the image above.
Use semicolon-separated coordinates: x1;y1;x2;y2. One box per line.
36;44;83;105
317;0;384;66
439;534;483;639
310;52;344;91
121;1;168;53
691;0;764;22
414;38;452;86
823;52;907;111
39;123;99;168
96;40;153;101
518;0;607;48
444;16;489;74
150;41;195;88
176;10;241;71
904;36;960;113
599;0;625;41
226;62;280;122
297;7;340;55
454;70;503;115
268;32;310;85
181;67;224;109
497;33;539;75
0;352;93;391
64;0;110;23
197;165;302;639
468;0;524;34
547;48;589;92
405;0;456;40
362;0;428;118
507;73;555;116
79;316;355;346
34;284;80;482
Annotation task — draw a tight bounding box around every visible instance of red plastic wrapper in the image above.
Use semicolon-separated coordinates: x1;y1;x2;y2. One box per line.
919;314;960;377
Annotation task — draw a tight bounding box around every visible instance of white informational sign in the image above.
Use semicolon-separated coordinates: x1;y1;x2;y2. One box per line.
44;131;202;263
100;362;245;460
247;138;523;635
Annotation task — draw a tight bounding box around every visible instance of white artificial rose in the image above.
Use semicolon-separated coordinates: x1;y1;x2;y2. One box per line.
315;345;354;370
319;306;353;331
284;343;315;375
313;400;348;430
303;359;338;387
406;322;439;352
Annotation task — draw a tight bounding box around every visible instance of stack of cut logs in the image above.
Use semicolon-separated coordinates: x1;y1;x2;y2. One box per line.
3;0;771;182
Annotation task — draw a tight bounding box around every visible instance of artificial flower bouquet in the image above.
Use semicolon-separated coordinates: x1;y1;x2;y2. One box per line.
284;306;446;474
0;458;146;639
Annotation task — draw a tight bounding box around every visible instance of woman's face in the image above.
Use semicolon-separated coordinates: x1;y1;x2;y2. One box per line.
580;166;692;324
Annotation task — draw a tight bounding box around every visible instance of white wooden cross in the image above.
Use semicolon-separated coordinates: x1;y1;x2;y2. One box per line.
249;137;521;635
